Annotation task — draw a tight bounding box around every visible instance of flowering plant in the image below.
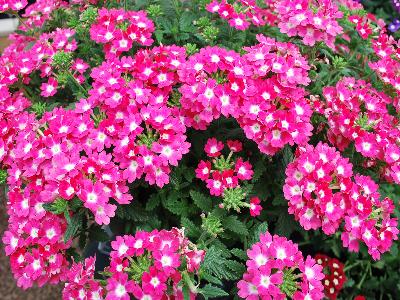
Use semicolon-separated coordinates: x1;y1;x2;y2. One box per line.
0;0;399;299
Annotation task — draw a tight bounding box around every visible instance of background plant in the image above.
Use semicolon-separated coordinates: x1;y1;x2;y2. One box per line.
0;0;399;299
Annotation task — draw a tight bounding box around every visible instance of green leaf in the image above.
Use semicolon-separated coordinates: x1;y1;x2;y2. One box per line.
248;222;268;247
222;215;249;236
190;190;213;212
65;247;82;263
201;246;238;280
272;195;286;206
252;159;266;183
69;197;83;212
278;145;293;183
64;213;83;243
78;231;87;249
181;217;201;238
373;260;385;270
199;284;229;298
231;248;247;261
200;272;223;286
146;193;161;211
183;167;195;183
274;213;297;238
88;225;109;242
331;240;341;258
162;190;190;216
158;17;174;32
179;11;196;32
43;198;68;215
117;202;151;222
225;259;246;278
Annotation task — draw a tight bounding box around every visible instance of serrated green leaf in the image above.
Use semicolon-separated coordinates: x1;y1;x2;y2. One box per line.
146;193;160;211
179;11;196;32
225;259;246;278
223;215;249;236
43;198;68;215
200;272;223;286
272;195;286;206
65;247;82;263
64;213;83;243
231;248;247;261
200;284;229;298
183;167;195;183
252;159;266;182
158;17;174;32
162;190;189;216
78;231;87;249
69;197;83;212
274;213;297;238
278;145;294;183
117;202;151;222
190;190;213;212
201;246;238;280
248;222;268;247
88;225;109;242
181;217;201;238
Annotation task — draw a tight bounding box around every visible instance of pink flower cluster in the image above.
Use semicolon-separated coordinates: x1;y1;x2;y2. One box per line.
0;0;27;12
238;231;324;299
341;175;398;259
206;0;277;31
348;15;374;40
0;8;160;287
178;35;313;155
237;35;313;155
0;21;91;290
275;0;343;48
87;45;190;188
72;228;203;300
21;0;68;29
323;77;400;184
90;8;154;58
63;256;105;300
284;143;399;259
369;33;400;93
195;138;261;215
2;196;71;289
178;45;243;130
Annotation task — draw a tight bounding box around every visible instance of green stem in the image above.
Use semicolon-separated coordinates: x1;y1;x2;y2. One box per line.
356;263;370;289
182;271;197;293
344;261;362;272
13;13;28;29
226;151;233;164
65;70;88;97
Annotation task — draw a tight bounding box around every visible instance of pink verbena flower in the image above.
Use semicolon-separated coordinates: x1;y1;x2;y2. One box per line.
323;77;400;184
0;0;28;12
103;228;204;299
62;256;105;300
206;0;277;30
90;8;154;57
196;138;257;213
238;231;324;299
284;143;352;233
284;143;398;259
249;196;262;217
275;0;343;49
40;77;58;97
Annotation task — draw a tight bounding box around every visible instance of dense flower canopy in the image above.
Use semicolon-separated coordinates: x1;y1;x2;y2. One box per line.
0;0;399;299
